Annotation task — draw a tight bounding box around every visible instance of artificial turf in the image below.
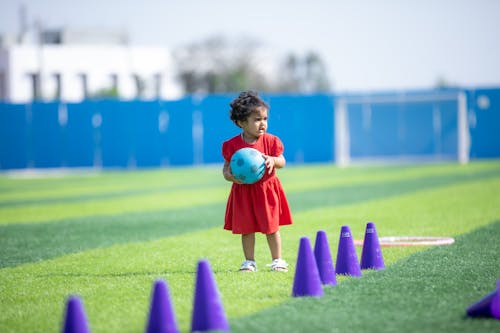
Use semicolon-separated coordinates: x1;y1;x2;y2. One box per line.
0;160;499;332
231;221;500;333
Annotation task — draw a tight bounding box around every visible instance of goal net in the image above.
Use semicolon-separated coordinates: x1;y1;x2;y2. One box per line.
334;91;469;166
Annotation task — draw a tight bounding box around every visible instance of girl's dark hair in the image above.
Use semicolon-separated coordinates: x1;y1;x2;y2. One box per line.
229;91;269;126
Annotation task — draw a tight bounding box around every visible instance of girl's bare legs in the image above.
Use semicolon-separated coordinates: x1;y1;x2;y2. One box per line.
242;233;256;261
266;231;282;260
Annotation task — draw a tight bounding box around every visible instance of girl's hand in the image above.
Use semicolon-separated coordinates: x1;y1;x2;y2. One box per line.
223;161;244;184
229;173;244;184
264;154;285;174
264;155;276;174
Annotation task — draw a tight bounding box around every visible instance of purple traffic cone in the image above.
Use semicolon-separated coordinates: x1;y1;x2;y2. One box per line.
146;279;179;333
191;259;230;332
62;295;90;333
292;237;324;297
335;225;362;277
466;279;500;319
314;230;337;286
360;222;385;270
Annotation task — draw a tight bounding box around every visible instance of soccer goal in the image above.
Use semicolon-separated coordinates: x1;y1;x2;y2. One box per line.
334;91;469;166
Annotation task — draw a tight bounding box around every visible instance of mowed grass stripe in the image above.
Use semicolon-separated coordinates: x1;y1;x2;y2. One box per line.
1;161;497;205
0;182;223;208
1;161;498;199
281;160;500;192
0;168;218;195
1;161;498;224
286;166;499;212
0;204;225;268
290;177;500;242
1;173;499;332
2;164;499;268
0;186;230;225
0;168;222;206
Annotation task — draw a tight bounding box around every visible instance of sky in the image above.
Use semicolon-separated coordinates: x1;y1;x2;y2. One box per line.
1;0;499;92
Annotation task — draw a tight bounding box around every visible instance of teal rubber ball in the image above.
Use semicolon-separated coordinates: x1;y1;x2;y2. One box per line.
230;148;266;184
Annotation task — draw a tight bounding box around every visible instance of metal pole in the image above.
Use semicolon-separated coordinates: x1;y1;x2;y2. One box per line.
335;98;350;167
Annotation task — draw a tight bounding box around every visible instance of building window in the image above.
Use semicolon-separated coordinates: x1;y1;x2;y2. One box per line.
28;73;41;101
133;74;145;99
0;72;6;101
78;73;88;99
154;73;162;100
53;73;62;100
110;73;118;91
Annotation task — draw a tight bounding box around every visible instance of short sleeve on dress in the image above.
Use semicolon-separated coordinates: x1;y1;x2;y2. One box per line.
272;136;284;156
222;140;233;161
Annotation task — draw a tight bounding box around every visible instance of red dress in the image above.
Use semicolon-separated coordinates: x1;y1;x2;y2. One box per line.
222;133;293;234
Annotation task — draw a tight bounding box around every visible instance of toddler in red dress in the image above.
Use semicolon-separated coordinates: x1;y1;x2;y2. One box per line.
222;91;293;272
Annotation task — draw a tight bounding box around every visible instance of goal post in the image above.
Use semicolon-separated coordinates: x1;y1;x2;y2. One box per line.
334;91;470;167
457;92;470;164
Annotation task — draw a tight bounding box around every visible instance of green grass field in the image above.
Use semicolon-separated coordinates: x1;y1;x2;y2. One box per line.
1;160;499;333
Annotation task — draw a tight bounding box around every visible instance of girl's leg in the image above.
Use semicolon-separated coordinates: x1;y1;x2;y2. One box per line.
266;231;282;260
242;233;256;260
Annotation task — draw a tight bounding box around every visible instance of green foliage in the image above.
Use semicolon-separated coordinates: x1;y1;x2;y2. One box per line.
278;51;331;93
90;86;119;99
1;161;499;332
173;35;331;94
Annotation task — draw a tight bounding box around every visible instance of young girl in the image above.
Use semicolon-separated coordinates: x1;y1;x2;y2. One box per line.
222;91;293;272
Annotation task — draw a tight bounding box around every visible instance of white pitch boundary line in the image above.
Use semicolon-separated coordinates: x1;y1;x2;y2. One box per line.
354;236;455;247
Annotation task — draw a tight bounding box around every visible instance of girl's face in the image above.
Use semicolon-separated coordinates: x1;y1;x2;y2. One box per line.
238;107;268;142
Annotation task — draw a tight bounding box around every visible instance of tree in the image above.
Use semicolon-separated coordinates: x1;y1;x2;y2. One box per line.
276;51;331;93
304;51;331;92
434;75;459;90
174;35;332;94
174;36;272;94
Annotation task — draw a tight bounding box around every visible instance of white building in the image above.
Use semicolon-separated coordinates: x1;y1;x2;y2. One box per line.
0;28;183;103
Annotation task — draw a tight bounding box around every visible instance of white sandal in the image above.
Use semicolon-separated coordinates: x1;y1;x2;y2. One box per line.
239;260;257;272
268;258;288;272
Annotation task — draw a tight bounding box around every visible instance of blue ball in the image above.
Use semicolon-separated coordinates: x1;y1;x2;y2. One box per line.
230;147;266;184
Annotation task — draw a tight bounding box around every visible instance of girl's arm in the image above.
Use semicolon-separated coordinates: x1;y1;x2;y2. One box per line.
264;154;286;174
223;160;243;184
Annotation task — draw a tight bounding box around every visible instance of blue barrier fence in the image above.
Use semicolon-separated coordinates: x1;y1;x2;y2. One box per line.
0;88;499;170
467;88;500;159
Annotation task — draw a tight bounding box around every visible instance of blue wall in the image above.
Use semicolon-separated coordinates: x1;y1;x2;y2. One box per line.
0;89;499;170
467;88;500;159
